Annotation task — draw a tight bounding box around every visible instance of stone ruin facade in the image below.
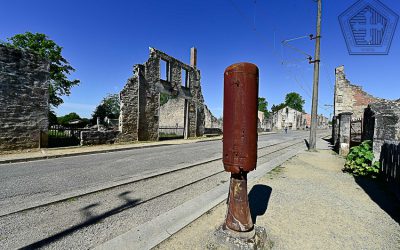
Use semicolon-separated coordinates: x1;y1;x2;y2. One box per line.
332;65;380;153
0;45;50;150
204;104;221;129
334;65;379;119
159;99;221;129
268;106;328;131
119;47;205;141
332;65;400;158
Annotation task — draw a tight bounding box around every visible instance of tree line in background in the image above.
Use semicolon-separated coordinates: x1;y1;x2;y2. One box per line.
271;92;305;113
258;92;305;120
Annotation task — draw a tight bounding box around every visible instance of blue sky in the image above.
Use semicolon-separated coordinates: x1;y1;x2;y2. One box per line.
1;0;399;119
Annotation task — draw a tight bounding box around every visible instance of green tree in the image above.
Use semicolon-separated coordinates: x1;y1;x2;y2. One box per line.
258;97;270;118
58;112;81;126
92;94;120;123
284;92;305;112
48;110;58;126
101;93;120;118
271;103;286;112
5;32;80;108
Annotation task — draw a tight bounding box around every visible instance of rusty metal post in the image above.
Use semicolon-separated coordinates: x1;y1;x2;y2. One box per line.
223;63;259;235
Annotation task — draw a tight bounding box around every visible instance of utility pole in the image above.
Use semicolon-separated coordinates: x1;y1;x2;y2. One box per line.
309;0;322;151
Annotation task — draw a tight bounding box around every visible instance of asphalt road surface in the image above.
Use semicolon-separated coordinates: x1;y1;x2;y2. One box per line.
0;130;328;249
0;131;310;216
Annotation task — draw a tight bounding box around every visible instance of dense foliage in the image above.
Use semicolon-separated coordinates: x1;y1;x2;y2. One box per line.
92;94;120;123
5;32;80;108
271;92;305;113
285;92;305;112
343;140;380;177
258;97;270;118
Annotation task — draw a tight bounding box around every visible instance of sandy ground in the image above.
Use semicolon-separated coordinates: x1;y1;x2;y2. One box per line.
156;145;400;249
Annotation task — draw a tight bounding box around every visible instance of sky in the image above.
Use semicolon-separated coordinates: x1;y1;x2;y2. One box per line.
1;0;399;120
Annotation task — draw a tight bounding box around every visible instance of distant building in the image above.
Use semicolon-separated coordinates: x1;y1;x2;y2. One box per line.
268;106;328;130
258;111;268;131
270;106;307;130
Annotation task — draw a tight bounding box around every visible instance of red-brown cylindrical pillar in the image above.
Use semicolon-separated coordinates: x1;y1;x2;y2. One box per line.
223;63;259;234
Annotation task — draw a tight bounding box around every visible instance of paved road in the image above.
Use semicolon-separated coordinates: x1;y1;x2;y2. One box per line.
0;131;310;215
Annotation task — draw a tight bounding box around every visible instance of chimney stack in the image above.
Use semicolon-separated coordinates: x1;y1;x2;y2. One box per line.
190;47;197;68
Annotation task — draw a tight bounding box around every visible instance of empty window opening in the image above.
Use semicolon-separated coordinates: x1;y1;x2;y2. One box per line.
160;59;170;81
181;69;188;87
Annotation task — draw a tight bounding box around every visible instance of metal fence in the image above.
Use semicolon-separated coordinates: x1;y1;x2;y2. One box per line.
350;118;363;147
48;125;90;147
380;142;400;200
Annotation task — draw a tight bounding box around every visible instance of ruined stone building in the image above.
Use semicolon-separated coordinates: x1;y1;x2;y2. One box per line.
334;65;379;119
0;45;50;150
118;47;205;141
158;97;185;128
269;106;307;130
204;105;222;129
268;106;328;131
257;111;268;131
158;98;221;129
332;65;400;156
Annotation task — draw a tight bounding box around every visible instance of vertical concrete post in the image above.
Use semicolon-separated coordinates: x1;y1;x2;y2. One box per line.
332;116;339;149
339;112;352;156
97;117;101;131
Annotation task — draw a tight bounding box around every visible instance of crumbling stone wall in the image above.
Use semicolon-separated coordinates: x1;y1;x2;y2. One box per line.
0;45;49;150
333;65;380;145
119;65;142;141
119;48;205;142
334;65;379;119
363;100;400;159
81;130;119;146
270;106;309;130
363;100;400;200
204;105;222;129
159;97;185;127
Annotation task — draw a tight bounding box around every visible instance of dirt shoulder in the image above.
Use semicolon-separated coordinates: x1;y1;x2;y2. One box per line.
156;146;400;249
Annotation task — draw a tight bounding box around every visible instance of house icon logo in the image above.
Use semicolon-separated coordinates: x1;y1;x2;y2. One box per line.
339;0;398;55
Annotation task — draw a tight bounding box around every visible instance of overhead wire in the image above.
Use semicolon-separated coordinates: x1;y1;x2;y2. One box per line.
227;0;330;115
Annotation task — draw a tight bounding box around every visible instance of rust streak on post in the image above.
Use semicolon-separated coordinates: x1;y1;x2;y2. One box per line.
223;62;259;233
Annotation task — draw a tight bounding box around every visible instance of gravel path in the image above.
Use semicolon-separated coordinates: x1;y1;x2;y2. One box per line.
157;140;400;249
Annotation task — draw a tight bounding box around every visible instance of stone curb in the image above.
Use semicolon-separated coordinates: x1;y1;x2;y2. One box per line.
0;136;223;165
0;132;277;165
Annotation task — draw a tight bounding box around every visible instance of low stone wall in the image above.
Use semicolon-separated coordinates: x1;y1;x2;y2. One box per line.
204;128;222;135
80;131;119;146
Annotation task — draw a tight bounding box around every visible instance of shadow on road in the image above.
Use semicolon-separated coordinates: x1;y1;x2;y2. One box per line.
20;191;141;249
304;139;310;150
248;184;272;224
355;177;400;225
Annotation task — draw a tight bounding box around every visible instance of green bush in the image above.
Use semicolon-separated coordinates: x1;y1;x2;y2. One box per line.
343;140;380;177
